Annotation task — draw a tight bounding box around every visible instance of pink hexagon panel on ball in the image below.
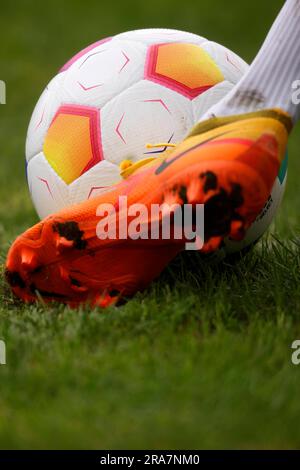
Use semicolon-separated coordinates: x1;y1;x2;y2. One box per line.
26;29;248;220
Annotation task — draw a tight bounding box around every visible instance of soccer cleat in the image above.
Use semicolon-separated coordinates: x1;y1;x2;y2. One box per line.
6;109;291;306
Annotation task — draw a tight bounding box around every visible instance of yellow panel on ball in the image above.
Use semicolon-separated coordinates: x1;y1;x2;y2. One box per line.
43;105;103;185
146;43;224;99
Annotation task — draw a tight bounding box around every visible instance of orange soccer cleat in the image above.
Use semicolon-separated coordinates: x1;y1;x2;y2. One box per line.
6;109;291;307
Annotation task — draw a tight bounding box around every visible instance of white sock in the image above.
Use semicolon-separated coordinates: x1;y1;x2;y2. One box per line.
203;0;300;124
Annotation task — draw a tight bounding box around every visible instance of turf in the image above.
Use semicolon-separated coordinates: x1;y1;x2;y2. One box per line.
1;0;300;450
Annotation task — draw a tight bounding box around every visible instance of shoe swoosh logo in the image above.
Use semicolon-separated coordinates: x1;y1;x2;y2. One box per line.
155;130;232;175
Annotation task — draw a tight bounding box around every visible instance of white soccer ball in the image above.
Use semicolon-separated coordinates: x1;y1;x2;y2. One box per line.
221;156;288;258
26;28;248;217
25;28;286;256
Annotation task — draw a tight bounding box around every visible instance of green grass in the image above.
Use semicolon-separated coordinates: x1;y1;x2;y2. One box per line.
1;0;300;449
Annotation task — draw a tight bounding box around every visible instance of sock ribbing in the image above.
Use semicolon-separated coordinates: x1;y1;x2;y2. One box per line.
203;0;300;124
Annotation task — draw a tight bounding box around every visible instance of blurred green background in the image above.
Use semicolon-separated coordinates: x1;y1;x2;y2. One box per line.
1;0;300;450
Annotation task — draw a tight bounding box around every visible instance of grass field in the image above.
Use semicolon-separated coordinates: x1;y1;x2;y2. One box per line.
1;0;300;449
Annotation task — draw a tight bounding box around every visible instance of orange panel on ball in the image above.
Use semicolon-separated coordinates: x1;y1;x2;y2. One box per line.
145;43;224;99
43;105;103;185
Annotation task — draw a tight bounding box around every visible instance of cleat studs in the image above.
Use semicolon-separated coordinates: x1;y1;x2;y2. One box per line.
69;277;88;293
53;221;87;250
55;237;74;253
93;292;118;308
20;248;39;272
70;284;88;293
59;265;70;282
58;268;88;293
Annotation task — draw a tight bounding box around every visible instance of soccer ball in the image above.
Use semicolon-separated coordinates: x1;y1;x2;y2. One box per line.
26;28;248;218
25;28;287;256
